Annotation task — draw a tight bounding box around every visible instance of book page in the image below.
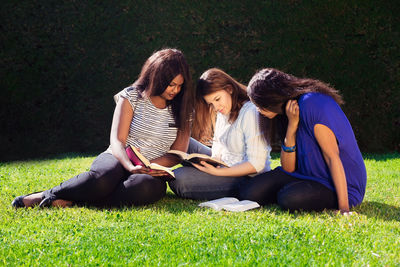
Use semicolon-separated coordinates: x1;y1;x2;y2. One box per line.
167;150;188;159
148;163;175;178
198;197;239;211
129;146;151;166
189;155;228;167
167;150;228;167
221;200;260;212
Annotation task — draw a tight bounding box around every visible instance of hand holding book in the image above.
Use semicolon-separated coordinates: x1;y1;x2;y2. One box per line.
131;167;171;177
125;145;181;180
191;160;223;176
166;150;228;167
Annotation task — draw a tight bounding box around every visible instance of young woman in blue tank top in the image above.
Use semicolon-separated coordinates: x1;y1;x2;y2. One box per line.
12;48;194;208
240;68;367;214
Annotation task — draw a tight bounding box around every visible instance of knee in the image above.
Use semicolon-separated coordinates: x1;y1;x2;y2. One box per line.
168;167;194;195
277;186;308;212
87;171;118;196
238;186;255;201
98;163;125;181
126;174;166;205
141;175;166;196
238;174;279;205
277;191;297;212
90;163;125;187
238;185;271;205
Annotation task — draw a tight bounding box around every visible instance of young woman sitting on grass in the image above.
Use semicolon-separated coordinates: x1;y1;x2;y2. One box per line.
12;48;194;208
240;68;367;213
168;68;271;200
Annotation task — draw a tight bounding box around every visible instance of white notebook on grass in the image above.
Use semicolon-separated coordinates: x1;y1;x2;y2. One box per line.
198;197;260;212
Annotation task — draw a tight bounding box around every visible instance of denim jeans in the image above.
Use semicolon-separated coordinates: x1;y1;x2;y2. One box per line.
168;138;249;200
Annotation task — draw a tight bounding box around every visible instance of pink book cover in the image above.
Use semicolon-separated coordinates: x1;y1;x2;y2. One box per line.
125;146;145;166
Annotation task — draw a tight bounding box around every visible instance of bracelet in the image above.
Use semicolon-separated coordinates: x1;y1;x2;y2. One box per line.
281;143;296;152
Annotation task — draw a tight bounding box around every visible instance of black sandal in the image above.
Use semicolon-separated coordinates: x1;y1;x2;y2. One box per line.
11;192;43;208
38;196;56;208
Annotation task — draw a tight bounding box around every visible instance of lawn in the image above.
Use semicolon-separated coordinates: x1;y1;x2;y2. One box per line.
1;153;399;266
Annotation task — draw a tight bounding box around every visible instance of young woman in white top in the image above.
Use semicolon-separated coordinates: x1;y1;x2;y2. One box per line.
12;48;194;208
169;68;271;200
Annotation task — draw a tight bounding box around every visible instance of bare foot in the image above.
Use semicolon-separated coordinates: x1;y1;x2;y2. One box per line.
23;192;44;207
52;199;73;208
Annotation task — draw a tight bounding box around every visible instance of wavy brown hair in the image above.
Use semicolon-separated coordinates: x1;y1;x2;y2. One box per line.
132;48;194;131
247;68;344;144
192;68;249;143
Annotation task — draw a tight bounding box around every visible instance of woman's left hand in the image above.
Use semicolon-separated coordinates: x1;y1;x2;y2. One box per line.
192;161;221;175
286;100;300;131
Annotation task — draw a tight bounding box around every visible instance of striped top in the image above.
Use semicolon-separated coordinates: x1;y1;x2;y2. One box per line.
108;86;178;160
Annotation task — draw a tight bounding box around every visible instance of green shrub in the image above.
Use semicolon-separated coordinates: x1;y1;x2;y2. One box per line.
1;1;399;160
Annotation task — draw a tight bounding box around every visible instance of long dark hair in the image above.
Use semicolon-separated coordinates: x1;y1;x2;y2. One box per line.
133;48;194;131
247;68;344;144
191;68;249;143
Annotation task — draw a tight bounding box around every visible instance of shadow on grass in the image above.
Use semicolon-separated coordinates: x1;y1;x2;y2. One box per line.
75;189;400;220
270;152;280;160
355;201;400;222
80;192;202;214
145;198;400;220
363;153;400;161
29;194;399;221
1;152;98;163
148;193;203;213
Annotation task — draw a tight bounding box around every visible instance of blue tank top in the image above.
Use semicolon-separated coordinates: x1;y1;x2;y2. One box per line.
282;92;367;207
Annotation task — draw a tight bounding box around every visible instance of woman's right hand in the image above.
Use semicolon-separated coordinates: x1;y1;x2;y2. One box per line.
128;165;170;177
127;165;144;173
285;100;299;131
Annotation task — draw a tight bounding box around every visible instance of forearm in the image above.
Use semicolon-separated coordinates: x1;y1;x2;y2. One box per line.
214;162;257;177
313;123;349;212
150;154;181;167
110;140;135;172
110;97;136;172
281;126;297;172
327;156;349;211
152;128;190;167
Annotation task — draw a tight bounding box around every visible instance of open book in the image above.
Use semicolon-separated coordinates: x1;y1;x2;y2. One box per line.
125;145;181;179
167;150;228;167
198;197;260;212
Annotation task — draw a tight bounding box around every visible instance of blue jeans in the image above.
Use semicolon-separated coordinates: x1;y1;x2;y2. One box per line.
168;138;249;200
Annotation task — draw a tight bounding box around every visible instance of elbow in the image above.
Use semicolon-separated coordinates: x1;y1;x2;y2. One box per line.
109;138;119;151
281;158;296;173
248;159;264;175
110;134;126;152
282;166;295;173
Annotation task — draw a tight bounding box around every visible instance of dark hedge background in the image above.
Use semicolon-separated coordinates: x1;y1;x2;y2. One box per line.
1;0;399;161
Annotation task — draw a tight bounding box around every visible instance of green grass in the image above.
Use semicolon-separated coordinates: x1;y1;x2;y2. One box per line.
1;153;399;266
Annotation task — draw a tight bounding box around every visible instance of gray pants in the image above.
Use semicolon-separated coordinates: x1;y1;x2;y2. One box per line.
168;138;249;200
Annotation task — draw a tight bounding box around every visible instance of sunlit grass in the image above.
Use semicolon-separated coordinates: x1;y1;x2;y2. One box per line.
1;153;399;266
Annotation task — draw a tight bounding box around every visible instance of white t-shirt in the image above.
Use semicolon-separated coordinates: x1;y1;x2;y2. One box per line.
212;101;271;175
